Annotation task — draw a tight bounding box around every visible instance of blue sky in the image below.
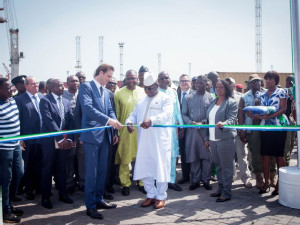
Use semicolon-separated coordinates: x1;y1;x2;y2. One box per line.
0;0;292;81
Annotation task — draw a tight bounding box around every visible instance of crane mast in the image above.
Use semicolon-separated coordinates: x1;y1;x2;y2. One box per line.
2;0;20;79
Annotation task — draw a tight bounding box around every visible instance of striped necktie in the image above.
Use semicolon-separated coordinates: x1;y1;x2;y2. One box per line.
57;97;65;129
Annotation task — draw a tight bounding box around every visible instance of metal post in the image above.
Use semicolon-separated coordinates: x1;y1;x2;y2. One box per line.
99;36;104;64
75;36;82;72
291;0;300;169
158;53;161;73
119;42;124;81
188;63;191;76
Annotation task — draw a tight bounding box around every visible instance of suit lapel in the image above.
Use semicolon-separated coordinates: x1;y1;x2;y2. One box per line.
48;93;61;119
25;92;39;114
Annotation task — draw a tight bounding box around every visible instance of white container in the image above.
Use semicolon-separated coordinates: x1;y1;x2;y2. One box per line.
279;166;300;209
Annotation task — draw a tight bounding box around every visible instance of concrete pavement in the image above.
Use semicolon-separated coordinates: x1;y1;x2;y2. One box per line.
10;150;300;225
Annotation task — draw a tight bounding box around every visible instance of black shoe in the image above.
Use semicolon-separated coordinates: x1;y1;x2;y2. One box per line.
203;183;212;190
96;201;117;209
106;186;115;194
216;197;231;202
41;198;53;209
11;207;24;216
122;187;130;196
177;178;189;184
25;191;35;200
271;190;279;196
3;213;21;223
12;196;22;202
189;183;200;190
86;208;103;220
67;186;75;195
138;186;147;194
104;192;114;200
211;175;218;182
258;184;270;194
168;183;182;191
59;195;74;204
210;192;221;197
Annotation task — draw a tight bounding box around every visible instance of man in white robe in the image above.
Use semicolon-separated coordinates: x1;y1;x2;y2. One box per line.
126;72;173;209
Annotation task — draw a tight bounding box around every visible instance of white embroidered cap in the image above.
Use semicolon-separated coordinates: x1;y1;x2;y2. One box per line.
143;72;157;86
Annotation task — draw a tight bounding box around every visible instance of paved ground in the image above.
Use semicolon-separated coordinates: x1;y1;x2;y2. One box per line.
10;149;300;225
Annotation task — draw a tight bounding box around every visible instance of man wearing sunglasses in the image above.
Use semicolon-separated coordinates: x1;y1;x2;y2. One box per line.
126;72;173;209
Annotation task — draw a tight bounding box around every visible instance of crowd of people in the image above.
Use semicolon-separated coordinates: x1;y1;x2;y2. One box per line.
0;64;295;223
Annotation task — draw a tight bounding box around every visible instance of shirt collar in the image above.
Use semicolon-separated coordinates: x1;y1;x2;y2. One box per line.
93;78;105;89
181;89;190;94
51;92;61;101
26;91;38;99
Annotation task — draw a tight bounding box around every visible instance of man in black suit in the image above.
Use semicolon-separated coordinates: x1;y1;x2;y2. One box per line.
39;79;74;209
177;74;193;184
15;76;44;200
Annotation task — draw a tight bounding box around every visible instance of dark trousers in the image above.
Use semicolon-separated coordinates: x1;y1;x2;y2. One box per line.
84;135;109;209
106;143;118;190
179;132;190;181
23;143;43;193
42;143;68;199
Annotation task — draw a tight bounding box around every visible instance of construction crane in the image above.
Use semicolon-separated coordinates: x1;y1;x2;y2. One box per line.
1;0;22;79
75;36;82;72
255;0;262;72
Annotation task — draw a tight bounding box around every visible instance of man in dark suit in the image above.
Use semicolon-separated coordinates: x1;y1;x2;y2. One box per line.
39;79;74;209
15;76;44;200
78;64;122;220
177;74;193;184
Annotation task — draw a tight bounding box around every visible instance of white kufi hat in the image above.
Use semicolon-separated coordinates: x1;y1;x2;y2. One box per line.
143;72;157;86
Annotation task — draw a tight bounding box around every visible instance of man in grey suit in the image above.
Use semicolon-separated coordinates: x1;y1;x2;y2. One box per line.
182;76;214;191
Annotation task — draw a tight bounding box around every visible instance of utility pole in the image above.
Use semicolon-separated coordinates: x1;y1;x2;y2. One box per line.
158;53;161;73
75;36;82;72
119;42;124;81
255;0;262;72
99;36;103;64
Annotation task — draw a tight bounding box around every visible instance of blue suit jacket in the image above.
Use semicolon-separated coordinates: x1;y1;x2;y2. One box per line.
39;93;74;144
15;92;44;144
78;80;116;145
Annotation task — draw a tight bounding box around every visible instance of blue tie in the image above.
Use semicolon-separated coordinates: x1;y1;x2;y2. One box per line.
32;95;42;127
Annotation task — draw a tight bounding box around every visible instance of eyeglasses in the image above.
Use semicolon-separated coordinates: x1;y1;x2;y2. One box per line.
126;77;137;81
180;80;190;83
108;82;117;85
159;76;169;81
144;86;156;91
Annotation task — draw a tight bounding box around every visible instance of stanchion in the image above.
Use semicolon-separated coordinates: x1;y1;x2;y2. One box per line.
279;0;300;209
0;186;3;225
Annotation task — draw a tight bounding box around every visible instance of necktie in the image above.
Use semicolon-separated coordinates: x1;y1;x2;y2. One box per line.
32;95;40;112
32;95;42;127
57;97;65;129
182;92;187;105
100;86;105;106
